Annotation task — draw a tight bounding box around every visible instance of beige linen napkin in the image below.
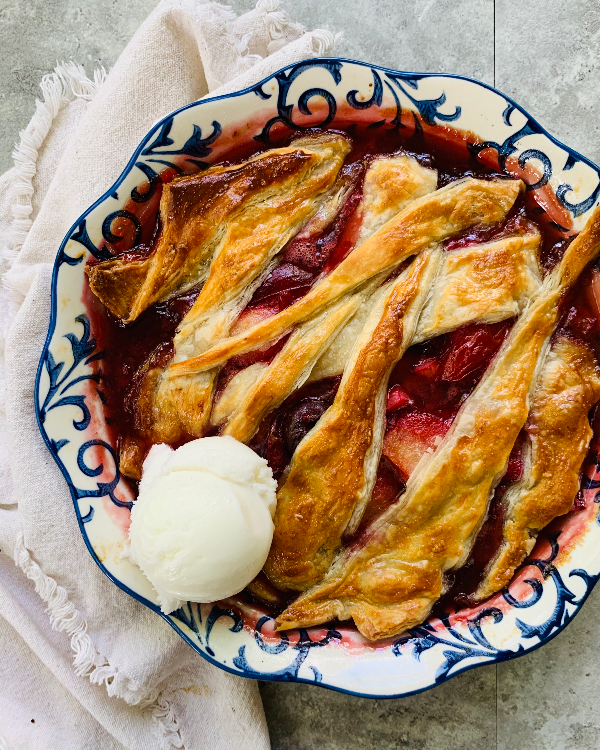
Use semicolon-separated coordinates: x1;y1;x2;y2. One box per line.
0;2;341;747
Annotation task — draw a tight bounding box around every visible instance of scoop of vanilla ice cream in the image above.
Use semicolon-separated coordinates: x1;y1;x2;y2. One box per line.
129;436;277;614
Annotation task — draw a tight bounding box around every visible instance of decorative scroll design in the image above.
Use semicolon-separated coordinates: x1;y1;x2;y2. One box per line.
204;606;243;656
467;116;600;217
233;615;341;683
142;117;221;170
393;533;597;682
171;602;204;645
385;73;461;126
101;210;142;247
74;440;131;510
69;220;113;262
253;60;343;144
39;315;130;511
131;162;162;204
40;314;101;431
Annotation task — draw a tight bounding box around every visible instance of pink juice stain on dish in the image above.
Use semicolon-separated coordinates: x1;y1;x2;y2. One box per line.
228;597;398;653
447;487;599;630
80;376;134;535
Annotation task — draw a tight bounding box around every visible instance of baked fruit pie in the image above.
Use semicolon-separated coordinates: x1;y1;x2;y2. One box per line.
86;125;600;641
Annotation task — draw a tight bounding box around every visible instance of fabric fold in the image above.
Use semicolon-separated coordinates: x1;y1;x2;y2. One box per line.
0;1;341;747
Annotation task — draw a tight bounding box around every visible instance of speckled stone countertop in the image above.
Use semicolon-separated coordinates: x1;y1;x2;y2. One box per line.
3;1;600;747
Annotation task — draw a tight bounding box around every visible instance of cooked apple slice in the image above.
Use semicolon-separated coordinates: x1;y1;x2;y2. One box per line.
383;412;450;481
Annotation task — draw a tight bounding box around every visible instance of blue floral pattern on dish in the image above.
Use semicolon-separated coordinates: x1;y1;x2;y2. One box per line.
36;58;600;699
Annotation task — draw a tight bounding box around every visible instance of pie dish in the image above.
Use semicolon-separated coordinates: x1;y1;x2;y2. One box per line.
36;58;600;697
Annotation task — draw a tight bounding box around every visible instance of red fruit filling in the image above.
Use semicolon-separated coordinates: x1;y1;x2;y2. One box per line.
248;262;314;312
386;385;413;412
557;267;600;351
243;164;365;319
387;320;513;418
248;376;341;480
383;412;451;481
346;457;406;545
438;321;512;382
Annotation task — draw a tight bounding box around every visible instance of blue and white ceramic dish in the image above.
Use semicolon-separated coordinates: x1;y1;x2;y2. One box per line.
36;58;600;698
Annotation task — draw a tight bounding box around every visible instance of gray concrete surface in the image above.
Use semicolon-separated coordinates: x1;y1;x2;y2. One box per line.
3;1;600;748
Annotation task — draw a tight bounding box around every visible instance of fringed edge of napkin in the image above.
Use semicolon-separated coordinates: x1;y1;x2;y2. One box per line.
2;63;108;337
257;0;306;53
8;62;108;259
7;65;185;749
14;532;184;749
2;5;342;746
257;0;342;59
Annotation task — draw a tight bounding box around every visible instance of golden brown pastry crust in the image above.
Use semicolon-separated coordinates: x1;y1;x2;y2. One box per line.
264;250;442;591
118;435;146;480
223;295;364;441
211;363;269;427
309;232;542;382
414;232;541;341
356;154;438;242
474;336;600;601
275;203;600;639
87;133;350;323
85;257;151;321
174;152;437;362
135;365;214;443
557;205;600;290
295;162;364;240
154;371;215;441
169;178;523;377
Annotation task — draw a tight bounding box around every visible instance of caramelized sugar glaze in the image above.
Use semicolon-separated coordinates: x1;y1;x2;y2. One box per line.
84;116;600;616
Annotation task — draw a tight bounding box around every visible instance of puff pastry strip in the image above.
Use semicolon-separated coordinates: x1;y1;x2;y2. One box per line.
169;177;523;377
276;203;600;638
356;153;439;243
310;231;541;382
414;231;542;341
87;133;349;322
190;154;438;433
218;277;384;435
474;335;600;601
264;249;442;591
222;294;366;441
